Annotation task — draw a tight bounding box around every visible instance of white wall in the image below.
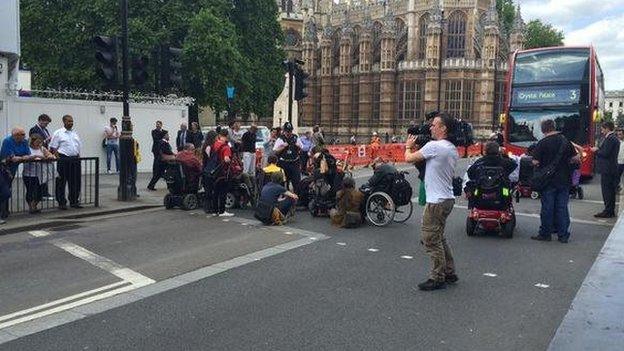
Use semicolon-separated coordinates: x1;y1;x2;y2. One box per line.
3;96;187;173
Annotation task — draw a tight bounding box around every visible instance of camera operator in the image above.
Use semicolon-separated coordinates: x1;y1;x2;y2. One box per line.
404;112;459;291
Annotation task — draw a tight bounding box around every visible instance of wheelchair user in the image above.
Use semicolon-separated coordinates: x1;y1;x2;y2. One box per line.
465;141;517;209
362;158;398;193
254;171;299;225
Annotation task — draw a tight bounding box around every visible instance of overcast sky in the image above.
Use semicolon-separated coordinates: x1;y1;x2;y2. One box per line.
520;0;624;91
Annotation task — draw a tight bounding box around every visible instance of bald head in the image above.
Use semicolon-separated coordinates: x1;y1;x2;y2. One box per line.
12;127;26;143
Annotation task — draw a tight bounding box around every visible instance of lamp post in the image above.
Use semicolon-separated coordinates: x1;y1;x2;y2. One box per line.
118;0;136;201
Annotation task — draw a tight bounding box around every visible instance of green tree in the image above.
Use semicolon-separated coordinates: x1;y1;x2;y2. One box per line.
496;0;516;35
183;8;247;112
523;19;564;49
231;0;285;117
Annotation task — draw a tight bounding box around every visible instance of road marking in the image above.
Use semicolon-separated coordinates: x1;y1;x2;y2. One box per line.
400;255;413;259
0;282;127;324
534;283;550;289
241;222;249;226
52;238;154;286
367;248;379;252
2;231;157;331
336;242;347;246
453;205;614;227
483;273;498;277
222;219;230;222
284;231;294;235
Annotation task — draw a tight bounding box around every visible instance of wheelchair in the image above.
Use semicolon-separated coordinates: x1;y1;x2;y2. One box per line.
465;166;516;238
163;161;202;211
360;171;413;227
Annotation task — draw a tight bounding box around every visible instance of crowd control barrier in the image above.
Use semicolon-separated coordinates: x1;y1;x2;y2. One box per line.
1;157;100;217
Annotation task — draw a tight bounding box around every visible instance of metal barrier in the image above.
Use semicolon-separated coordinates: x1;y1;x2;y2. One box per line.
1;157;99;217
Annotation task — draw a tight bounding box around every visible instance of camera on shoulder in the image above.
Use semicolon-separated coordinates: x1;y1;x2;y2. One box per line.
407;111;473;147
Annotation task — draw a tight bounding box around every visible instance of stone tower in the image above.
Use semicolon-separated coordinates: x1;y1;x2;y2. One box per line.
509;6;525;52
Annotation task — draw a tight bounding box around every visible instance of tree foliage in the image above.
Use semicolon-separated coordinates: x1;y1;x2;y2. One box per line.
19;0;286;117
523;19;565;49
495;0;564;49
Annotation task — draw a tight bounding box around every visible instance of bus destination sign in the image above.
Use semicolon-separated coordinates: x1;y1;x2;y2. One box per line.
512;86;581;107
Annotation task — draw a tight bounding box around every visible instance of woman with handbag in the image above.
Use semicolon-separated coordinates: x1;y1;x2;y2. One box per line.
330;177;364;228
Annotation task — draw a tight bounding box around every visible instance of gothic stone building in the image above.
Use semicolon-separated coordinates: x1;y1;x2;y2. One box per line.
277;0;525;139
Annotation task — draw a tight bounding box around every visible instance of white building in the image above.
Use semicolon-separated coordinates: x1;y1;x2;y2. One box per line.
606;90;624;117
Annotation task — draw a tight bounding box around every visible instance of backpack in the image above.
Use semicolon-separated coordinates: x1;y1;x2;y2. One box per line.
390;173;413;207
203;144;222;179
531;135;568;192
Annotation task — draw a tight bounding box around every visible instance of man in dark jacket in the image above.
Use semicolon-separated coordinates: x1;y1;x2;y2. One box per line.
467;142;516;181
592;121;620;218
531;119;577;243
148;121;168;190
29;114;52;147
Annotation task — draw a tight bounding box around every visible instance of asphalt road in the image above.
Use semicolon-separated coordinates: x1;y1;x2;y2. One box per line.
0;161;616;350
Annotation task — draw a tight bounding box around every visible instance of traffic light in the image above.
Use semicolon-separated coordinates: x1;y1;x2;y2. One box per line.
94;36;118;85
160;46;182;90
131;55;149;86
294;64;309;101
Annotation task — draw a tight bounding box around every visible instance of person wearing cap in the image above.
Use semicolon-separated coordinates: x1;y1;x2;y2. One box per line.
273;122;303;191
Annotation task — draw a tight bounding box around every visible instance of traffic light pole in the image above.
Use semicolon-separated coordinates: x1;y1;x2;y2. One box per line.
287;61;294;123
118;0;136;201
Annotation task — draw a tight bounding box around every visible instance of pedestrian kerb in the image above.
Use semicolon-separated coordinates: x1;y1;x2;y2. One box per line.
548;191;624;350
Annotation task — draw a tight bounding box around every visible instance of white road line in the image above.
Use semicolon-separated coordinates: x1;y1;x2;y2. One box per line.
534;283;550;289
52;238;155;286
367;248;379;252
336;242;347;246
483;273;498;277
453;205;614;227
28;230;51;238
0;281;127;323
400;255;413;259
0;284;138;330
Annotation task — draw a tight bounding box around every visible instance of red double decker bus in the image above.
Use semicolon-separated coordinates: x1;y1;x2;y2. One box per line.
502;46;605;178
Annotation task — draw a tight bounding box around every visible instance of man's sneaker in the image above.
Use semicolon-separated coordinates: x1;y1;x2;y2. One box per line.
530;235;551;241
0;219;6;225
445;274;459;284
558;237;569;244
417;279;447;291
219;212;235;217
106;170;112;174
594;212;615;219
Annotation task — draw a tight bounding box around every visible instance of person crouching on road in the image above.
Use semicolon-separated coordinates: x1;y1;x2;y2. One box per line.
404;112;459;291
330;177;364;228
255;171;298;225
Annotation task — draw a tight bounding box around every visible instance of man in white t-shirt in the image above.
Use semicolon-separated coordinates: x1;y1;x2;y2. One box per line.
405;112;459;291
103;117;120;174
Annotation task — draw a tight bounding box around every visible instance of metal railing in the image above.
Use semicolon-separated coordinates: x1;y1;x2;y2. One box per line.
1;157;99;217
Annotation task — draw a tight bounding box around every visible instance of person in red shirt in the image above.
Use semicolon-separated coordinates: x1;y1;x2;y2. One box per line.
175;143;202;191
212;129;233;217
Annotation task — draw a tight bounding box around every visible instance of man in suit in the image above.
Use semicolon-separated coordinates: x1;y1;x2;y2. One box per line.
148;121;168;190
29;114;52;147
592;121;620;218
176;122;188;151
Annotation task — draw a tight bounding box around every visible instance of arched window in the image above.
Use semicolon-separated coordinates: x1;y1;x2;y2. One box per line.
372;21;383;64
418;13;429;60
332;29;342;69
284;29;302;47
446;11;466;58
395;18;407;64
351;26;360;67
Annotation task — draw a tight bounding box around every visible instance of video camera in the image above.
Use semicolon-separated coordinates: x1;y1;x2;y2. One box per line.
407;111;473;148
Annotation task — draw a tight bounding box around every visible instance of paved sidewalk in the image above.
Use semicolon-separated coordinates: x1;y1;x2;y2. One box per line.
0;173;166;235
548;191;624;350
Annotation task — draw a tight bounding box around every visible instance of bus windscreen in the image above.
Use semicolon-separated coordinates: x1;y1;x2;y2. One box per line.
513;49;590;85
508;108;588;147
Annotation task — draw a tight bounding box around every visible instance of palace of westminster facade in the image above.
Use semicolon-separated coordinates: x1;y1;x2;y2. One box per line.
276;0;526;138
